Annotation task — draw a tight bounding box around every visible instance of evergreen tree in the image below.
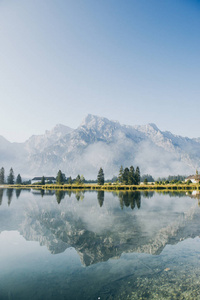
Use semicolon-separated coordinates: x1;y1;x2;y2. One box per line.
123;167;129;185
16;174;22;184
140;174;154;182
75;174;81;184
0;167;5;184
56;170;64;184
118;165;124;183
41;176;45;185
135;166;141;185
7;168;14;184
97;167;104;185
128;166;135;185
80;175;85;184
68;176;72;184
62;173;67;183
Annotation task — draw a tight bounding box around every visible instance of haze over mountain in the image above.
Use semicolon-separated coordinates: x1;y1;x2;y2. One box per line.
0;114;199;179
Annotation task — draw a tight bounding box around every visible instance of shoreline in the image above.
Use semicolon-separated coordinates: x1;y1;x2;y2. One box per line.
2;183;200;192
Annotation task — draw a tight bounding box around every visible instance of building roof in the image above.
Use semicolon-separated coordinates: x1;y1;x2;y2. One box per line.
32;177;56;180
186;175;200;180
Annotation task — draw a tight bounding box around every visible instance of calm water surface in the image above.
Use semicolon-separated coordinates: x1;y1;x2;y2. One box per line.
0;189;200;299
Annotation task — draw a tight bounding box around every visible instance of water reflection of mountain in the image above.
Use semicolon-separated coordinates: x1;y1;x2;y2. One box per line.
136;204;200;255
0;189;199;266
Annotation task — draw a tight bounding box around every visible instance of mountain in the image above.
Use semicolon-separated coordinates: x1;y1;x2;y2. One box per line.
0;114;200;178
0;136;26;174
25;124;73;154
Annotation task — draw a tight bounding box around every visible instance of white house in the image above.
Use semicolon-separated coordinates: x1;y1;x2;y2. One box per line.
31;177;56;184
185;174;200;183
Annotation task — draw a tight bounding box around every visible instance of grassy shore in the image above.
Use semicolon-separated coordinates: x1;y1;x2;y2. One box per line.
4;183;200;191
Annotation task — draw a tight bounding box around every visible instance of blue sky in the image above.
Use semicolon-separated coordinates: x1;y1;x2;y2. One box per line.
0;0;200;142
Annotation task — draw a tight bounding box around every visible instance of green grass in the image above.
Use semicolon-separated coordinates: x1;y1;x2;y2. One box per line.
5;183;200;192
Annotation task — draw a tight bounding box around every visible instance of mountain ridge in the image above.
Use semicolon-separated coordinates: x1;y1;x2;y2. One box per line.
0;114;199;178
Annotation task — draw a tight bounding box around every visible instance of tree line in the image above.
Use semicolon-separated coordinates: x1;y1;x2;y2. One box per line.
118;165;140;185
0;166;188;187
0;167;22;185
55;169;105;185
55;170;85;185
0;166;140;186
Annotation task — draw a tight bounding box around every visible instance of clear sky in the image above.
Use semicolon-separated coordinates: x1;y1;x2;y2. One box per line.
0;0;200;142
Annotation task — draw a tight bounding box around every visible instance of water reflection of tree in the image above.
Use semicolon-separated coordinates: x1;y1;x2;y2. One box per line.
168;191;187;198
75;191;84;201
40;189;45;197
142;191;154;198
0;189;3;205
118;192;141;210
135;192;141;209
46;190;55;196
65;191;72;198
97;191;104;207
7;189;13;206
56;190;65;204
16;189;21;198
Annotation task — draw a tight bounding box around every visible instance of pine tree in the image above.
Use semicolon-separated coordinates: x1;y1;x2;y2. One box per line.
7;168;14;185
144;178;148;185
41;176;45;185
68;176;72;184
97;167;104;185
80;175;85;184
62;173;66;183
16;174;22;184
135;166;141;185
56;170;64;184
123;167;129;185
0;167;5;184
75;174;81;184
128;166;135;185
118;165;124;184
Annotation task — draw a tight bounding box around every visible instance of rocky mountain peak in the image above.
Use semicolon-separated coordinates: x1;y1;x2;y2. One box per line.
45;123;73;138
148;123;159;131
80;114;119;129
25;123;73;155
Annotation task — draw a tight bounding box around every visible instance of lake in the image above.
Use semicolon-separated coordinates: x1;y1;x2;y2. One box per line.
0;188;200;299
